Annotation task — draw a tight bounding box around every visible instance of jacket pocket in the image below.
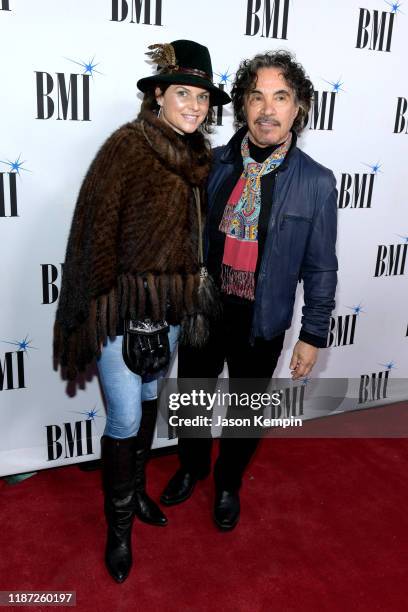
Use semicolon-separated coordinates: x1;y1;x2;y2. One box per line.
279;214;312;229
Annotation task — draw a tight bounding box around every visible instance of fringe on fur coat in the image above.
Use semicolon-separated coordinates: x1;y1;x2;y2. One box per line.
53;110;212;379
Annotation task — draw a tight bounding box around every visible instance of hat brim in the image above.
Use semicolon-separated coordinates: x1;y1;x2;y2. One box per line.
137;73;231;106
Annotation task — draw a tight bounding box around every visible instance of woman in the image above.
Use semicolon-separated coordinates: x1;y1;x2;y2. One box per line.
53;39;231;583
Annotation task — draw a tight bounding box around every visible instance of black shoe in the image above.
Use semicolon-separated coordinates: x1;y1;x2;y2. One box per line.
134;490;168;526
101;436;137;583
160;469;200;506
213;490;240;531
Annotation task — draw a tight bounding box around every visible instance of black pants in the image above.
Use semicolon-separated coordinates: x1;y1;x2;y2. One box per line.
177;301;285;492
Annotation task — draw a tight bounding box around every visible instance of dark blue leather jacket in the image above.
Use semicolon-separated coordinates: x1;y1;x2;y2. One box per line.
206;128;338;346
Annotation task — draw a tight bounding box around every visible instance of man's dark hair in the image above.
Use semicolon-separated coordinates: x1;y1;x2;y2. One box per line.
231;50;314;134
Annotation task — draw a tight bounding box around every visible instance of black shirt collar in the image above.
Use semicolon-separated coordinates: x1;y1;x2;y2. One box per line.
220;125;297;170
248;139;283;163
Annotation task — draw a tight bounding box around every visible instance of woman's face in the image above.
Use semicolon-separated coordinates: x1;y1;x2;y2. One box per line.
155;84;210;134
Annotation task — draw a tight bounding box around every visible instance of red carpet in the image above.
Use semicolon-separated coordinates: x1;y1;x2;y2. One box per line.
1;430;408;611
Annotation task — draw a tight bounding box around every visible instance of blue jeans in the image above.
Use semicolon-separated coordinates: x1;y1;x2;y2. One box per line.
97;325;179;439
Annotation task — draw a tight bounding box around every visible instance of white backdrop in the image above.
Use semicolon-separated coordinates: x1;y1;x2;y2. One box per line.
1;0;407;476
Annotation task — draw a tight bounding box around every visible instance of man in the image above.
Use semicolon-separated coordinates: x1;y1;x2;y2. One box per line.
161;50;338;530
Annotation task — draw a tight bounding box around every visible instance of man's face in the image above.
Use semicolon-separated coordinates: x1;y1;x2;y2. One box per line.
244;67;300;147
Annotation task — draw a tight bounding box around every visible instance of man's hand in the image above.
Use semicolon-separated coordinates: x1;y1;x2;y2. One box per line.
289;340;318;380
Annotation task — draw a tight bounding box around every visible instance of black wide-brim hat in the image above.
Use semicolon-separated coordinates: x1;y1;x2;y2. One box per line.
137;39;231;107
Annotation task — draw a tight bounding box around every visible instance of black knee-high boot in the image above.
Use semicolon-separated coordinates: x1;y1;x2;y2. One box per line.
133;399;168;526
101;435;137;583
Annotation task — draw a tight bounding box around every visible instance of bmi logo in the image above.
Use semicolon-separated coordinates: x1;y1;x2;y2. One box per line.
245;0;290;39
394;97;408;133
35;56;102;121
46;407;102;461
0;1;11;10
338;161;381;208
0;155;29;218
214;69;233;127
374;234;407;277
41;264;63;304
327;303;365;347
271;383;305;419
309;78;344;131
359;360;395;404
111;0;163;25
0;335;36;391
356;1;402;52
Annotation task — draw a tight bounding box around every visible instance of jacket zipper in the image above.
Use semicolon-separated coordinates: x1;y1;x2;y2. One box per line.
250;173;279;342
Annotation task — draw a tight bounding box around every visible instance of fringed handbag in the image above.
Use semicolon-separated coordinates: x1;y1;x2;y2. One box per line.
179;187;222;348
122;318;170;377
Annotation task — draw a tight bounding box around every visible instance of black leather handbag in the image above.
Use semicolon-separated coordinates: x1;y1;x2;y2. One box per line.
122;318;170;377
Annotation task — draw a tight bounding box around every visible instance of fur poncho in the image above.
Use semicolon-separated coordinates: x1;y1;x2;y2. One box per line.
54;110;212;379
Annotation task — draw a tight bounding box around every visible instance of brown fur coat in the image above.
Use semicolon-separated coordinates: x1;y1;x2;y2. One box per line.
54;110;212;378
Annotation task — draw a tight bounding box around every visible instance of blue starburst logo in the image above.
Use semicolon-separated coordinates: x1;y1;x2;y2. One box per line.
0;154;30;176
323;77;345;93
72;405;102;422
346;302;366;316
1;334;37;353
396;234;408;243
379;360;397;371
214;68;234;86
385;1;403;14
300;376;311;386
361;161;382;175
65;55;102;78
